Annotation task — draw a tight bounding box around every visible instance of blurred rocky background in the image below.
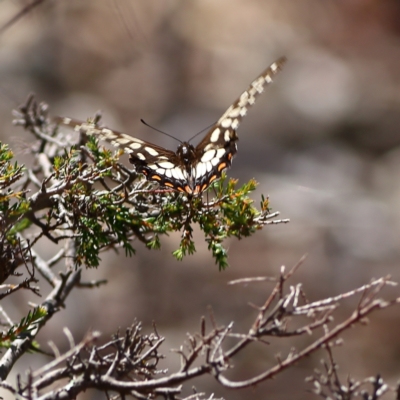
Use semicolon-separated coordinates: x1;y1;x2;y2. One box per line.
1;0;400;399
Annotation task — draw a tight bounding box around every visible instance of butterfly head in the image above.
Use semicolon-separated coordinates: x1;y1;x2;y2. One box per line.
176;142;196;167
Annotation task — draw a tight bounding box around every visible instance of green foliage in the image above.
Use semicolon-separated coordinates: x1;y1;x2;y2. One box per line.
163;175;271;270
0;143;30;237
0;307;47;347
4;119;285;270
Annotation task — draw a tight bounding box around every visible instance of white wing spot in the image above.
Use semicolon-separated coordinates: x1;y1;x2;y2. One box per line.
145;147;159;156
206;162;212;172
201;150;216;162
216;148;226;159
158;161;175;169
211;158;219;166
128;142;142;150
231;119;239;130
165;169;172;178
204;144;215;151
156;168;165;175
224;130;232;142
221;118;232;128
239;92;249;106
136;153;146;160
172;168;185;180
248;87;258;98
114;137;131;145
252;77;265;92
228;107;241;118
101;128;114;136
210;128;221;143
196;163;206;179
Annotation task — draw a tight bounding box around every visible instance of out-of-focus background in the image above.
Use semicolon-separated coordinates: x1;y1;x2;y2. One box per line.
1;0;400;399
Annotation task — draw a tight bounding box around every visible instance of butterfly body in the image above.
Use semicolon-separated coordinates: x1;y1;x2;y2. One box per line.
55;57;285;196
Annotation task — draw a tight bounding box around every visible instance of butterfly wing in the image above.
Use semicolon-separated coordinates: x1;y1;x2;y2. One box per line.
54;57;286;196
192;57;287;192
54;116;190;190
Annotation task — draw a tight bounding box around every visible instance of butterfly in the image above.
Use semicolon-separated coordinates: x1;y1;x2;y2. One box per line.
54;57;286;196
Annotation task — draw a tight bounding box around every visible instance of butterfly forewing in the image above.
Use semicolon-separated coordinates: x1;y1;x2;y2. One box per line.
193;56;287;189
53;116;191;190
54;57;286;195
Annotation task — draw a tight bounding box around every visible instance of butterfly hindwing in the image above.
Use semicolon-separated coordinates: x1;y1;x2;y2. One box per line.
132;153;191;192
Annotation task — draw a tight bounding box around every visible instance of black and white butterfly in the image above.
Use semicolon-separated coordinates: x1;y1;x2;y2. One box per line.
55;57;286;196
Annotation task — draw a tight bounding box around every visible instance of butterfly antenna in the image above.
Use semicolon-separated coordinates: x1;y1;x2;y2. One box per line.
188;122;216;143
140;119;182;144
